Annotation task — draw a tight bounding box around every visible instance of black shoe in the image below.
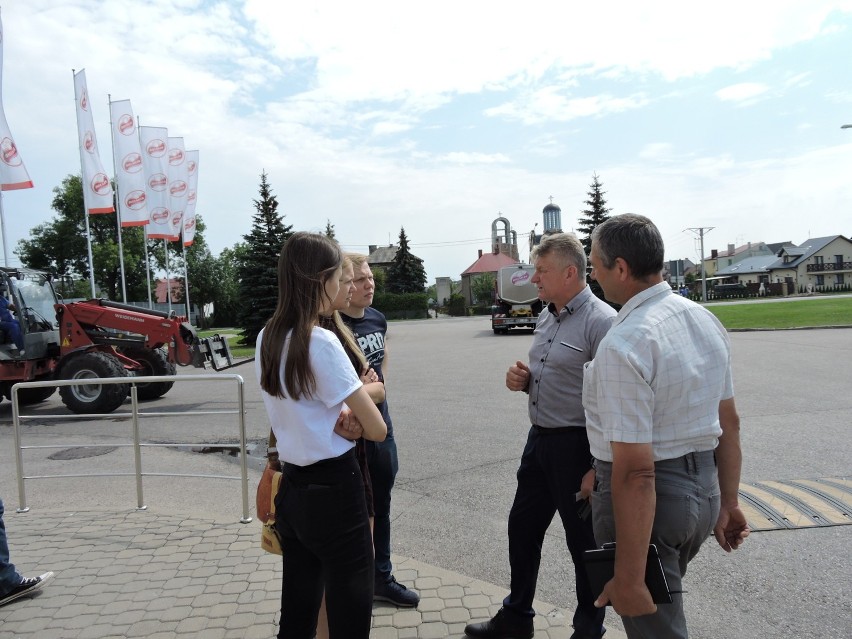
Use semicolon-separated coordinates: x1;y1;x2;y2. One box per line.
465;607;534;639
0;572;54;607
374;575;420;607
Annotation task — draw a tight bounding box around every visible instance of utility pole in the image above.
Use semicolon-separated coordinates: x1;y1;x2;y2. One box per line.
686;227;714;302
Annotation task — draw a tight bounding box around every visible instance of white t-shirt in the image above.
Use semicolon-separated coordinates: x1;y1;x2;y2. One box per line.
255;326;362;466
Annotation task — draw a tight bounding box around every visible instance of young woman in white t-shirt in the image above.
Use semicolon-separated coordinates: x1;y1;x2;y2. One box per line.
256;232;386;639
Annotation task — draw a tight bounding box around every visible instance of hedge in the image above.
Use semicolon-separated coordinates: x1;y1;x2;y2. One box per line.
373;292;429;319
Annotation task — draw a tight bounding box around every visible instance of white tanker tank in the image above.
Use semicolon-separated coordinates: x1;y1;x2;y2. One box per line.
491;264;543;334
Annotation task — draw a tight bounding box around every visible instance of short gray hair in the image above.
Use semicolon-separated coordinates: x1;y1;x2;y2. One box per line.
531;232;586;273
591;214;664;278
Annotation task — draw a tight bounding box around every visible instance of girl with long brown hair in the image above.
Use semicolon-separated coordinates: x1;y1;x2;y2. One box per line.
256;232;386;639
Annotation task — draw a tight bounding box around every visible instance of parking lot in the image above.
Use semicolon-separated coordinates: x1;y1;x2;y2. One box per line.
2;316;850;638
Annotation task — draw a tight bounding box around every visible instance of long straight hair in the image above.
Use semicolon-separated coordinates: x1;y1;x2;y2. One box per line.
320;256;367;373
260;232;342;399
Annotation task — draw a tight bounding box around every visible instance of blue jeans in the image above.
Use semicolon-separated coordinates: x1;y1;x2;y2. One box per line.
0;321;23;350
364;435;398;583
503;427;605;637
592;451;720;639
0;499;23;597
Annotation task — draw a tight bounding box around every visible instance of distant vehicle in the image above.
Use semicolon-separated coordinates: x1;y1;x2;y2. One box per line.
491;264;543;334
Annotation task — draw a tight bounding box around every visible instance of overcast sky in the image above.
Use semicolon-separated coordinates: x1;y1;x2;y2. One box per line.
2;0;852;282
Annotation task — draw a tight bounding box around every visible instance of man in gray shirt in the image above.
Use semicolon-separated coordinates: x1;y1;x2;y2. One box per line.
465;233;616;639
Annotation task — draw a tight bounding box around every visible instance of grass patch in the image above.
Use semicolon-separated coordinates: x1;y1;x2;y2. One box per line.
197;327;255;358
706;297;852;330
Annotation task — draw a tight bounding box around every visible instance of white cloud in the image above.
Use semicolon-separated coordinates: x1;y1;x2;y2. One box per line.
715;83;771;103
3;0;852;284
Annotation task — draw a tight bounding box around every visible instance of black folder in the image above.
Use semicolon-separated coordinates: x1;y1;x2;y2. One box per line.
583;542;673;605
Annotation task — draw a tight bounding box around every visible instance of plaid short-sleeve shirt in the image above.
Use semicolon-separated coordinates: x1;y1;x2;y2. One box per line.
583;282;734;462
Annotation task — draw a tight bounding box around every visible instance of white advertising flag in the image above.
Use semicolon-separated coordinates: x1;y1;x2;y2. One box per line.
139;126;171;239
109;99;147;226
183;150;198;247
0;10;33;191
73;70;113;213
166;137;187;242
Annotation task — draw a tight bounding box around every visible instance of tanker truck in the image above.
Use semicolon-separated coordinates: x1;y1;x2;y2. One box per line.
490;264;543;334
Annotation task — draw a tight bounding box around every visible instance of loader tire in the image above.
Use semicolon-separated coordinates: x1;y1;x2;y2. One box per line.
17;383;57;405
59;352;129;414
124;347;176;400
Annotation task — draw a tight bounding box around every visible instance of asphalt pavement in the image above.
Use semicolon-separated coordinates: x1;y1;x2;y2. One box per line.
1;315;850;638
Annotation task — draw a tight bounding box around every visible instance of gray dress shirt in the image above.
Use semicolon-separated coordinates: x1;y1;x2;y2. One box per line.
526;286;616;428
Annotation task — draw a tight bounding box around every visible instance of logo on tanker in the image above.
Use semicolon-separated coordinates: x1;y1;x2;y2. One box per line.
169;180;187;197
123;152;143;173
146;139;166;158
511;270;531;286
148;173;168;191
0;138;22;167
168;148;184;165
91;173;110;196
83;131;96;153
125;190;146;210
118;114;134;135
151;207;170;224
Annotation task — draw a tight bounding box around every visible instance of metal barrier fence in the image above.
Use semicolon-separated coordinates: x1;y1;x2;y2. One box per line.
11;374;252;524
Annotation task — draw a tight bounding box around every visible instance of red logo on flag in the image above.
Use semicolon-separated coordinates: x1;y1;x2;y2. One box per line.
80;88;89;111
168;148;184;165
118;114;134;135
149;174;168;191
84;131;96;153
172;212;183;225
187;190;196;204
123;153;143;173
169;181;187;197
185;217;196;231
91;173;111;195
146;139;166;157
125;190;146;210
0;138;22;167
151;208;170;223
187;160;197;174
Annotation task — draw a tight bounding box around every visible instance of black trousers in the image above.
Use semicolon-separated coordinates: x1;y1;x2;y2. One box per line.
275;449;374;639
503;426;605;637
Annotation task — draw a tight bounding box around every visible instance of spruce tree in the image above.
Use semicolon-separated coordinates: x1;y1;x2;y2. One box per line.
576;173;612;302
324;219;336;239
576;173;611;254
386;227;427;294
237;172;293;344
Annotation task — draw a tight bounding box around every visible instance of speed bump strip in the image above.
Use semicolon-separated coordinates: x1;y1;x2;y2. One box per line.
738;477;852;531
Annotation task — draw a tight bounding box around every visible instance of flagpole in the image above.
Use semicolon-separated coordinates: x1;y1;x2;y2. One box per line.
182;241;191;322
72;69;97;298
108;94;128;302
144;234;153;308
0;193;8;267
164;240;172;314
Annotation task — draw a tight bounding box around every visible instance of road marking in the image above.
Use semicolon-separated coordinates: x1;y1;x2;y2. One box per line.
739;477;851;531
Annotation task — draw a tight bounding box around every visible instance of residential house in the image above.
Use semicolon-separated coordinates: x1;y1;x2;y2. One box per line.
769;235;852;293
713;255;778;285
366;244;426;278
460;249;519;305
702;241;779;277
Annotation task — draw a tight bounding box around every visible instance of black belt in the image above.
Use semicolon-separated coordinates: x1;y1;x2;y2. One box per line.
531;425;583;434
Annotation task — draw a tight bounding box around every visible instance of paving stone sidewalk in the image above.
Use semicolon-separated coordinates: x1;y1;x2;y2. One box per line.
0;509;626;639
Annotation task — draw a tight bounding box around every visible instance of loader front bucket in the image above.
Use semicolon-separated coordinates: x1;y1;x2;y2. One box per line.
198;334;235;371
